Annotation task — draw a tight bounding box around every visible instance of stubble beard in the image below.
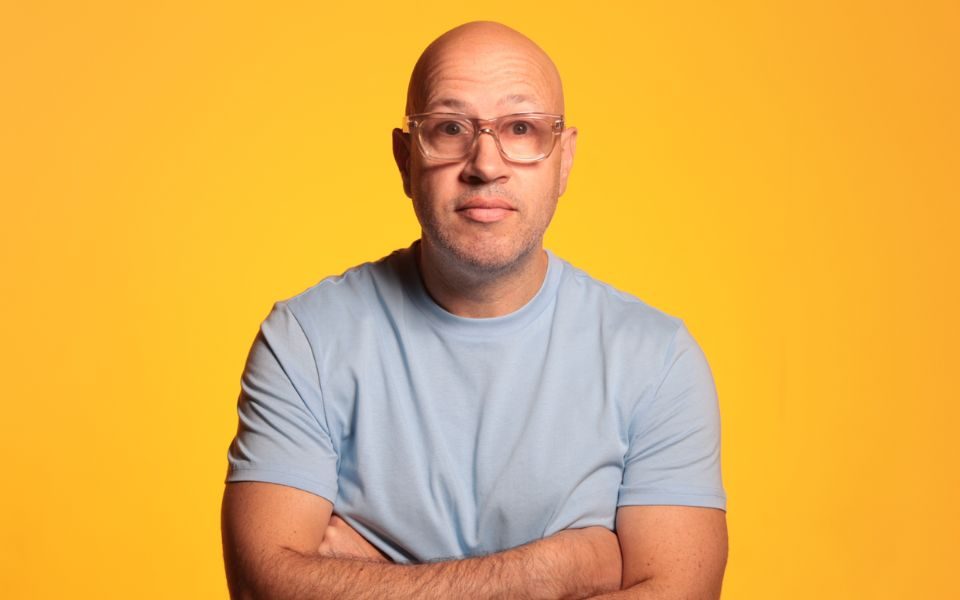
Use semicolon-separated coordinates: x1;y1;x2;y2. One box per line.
427;220;541;279
415;187;555;280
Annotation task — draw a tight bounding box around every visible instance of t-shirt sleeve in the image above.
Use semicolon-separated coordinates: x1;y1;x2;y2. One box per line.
224;301;339;503
618;321;727;510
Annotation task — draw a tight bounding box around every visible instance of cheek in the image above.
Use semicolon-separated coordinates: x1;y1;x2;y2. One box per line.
516;162;563;201
412;165;460;206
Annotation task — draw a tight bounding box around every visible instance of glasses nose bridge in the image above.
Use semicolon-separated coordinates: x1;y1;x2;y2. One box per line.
474;114;501;140
471;122;506;159
477;125;498;140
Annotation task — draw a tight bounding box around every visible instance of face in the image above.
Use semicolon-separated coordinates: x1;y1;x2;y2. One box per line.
393;38;577;276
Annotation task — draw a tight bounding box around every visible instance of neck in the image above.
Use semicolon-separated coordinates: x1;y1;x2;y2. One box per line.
415;239;549;318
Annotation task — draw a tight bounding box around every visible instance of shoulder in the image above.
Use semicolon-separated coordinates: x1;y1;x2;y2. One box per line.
271;246;411;330
552;253;685;357
255;249;409;350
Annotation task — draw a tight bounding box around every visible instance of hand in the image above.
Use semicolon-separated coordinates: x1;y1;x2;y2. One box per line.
317;514;391;562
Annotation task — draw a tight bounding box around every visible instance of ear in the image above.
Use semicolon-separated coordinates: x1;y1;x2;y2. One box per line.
392;128;413;198
557;126;577;197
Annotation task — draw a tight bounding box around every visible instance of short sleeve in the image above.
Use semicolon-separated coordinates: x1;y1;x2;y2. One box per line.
618;322;727;510
225;301;340;503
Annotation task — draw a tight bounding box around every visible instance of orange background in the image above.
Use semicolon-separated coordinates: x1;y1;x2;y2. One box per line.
2;2;957;598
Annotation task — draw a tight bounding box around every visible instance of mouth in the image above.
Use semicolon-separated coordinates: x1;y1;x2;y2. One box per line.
456;197;516;223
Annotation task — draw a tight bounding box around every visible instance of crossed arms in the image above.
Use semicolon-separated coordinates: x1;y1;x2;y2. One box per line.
221;481;727;599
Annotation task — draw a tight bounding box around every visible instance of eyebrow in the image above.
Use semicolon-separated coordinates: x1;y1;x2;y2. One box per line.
428;98;471;112
498;94;534;106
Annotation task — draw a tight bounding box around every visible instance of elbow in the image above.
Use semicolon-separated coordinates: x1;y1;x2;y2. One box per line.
222;545;281;600
224;545;320;600
224;563;261;600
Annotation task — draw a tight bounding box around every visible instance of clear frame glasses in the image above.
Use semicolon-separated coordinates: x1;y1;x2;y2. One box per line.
404;112;565;162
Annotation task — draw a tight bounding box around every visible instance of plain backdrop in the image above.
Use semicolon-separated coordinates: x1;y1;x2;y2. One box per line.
1;2;958;598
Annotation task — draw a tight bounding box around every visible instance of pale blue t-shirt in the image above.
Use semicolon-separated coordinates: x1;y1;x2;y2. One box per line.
225;242;725;563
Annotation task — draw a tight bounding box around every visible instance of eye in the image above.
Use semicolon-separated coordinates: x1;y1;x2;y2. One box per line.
441;121;464;135
511;121;530;135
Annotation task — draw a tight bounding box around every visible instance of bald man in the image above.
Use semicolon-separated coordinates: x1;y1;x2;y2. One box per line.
222;22;727;599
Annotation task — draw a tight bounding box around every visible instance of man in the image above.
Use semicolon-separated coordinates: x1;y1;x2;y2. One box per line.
222;21;727;599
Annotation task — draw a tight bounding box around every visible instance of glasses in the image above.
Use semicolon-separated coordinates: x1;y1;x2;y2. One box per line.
405;112;565;162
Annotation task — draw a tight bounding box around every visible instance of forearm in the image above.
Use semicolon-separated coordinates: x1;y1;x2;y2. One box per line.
589;581;721;600
587;580;674;600
237;527;620;600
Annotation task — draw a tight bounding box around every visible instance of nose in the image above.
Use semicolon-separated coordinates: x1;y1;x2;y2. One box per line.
460;128;510;184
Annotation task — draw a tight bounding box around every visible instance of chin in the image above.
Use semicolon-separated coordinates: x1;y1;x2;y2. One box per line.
442;237;539;276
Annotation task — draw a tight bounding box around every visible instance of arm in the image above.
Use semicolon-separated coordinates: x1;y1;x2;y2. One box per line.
596;321;727;598
590;505;727;599
222;481;623;600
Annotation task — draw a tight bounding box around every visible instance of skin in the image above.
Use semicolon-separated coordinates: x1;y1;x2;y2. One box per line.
222;21;728;599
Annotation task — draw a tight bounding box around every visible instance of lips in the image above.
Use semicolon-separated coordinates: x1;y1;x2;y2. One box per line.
458;197;515;211
456;197;516;223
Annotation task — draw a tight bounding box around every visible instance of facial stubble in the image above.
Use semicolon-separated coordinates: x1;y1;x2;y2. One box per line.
414;183;559;279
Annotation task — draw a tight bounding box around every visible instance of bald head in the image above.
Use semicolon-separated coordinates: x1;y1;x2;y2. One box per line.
405;22;565;117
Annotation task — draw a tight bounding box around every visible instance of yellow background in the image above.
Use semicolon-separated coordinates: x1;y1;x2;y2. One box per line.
2;1;957;598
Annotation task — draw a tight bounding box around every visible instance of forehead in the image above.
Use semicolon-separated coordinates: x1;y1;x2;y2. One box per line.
415;47;561;116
